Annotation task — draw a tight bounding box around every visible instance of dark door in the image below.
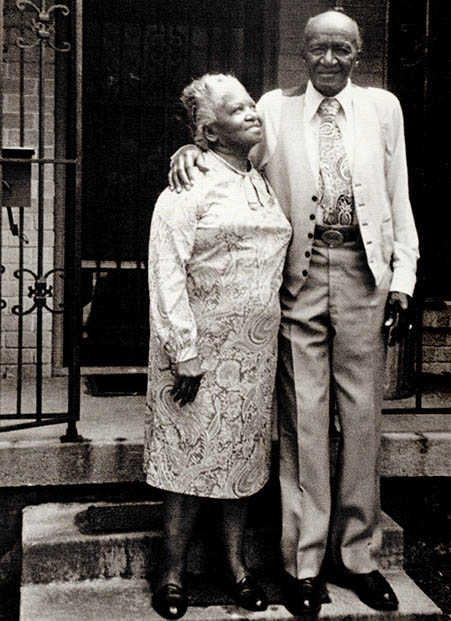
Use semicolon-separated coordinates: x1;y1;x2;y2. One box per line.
387;0;451;301
81;0;265;366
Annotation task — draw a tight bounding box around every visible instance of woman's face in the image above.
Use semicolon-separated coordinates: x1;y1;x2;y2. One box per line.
207;83;263;151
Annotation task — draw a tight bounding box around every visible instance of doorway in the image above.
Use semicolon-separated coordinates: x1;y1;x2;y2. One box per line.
387;0;451;301
80;0;267;368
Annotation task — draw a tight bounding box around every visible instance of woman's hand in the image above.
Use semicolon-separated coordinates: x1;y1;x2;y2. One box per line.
171;356;204;406
168;145;209;193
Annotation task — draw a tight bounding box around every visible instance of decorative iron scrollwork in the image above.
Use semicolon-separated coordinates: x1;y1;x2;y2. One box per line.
11;267;64;315
15;0;71;52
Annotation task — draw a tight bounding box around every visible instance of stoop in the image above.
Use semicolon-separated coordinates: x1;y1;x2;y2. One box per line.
19;501;444;620
20;574;443;621
20;502;404;584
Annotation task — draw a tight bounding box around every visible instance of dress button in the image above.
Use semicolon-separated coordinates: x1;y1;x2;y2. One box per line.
310;214;316;220
305;251;311;258
302;270;308;277
312;195;318;202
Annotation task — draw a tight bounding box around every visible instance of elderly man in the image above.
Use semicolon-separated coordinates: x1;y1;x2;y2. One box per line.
168;9;419;616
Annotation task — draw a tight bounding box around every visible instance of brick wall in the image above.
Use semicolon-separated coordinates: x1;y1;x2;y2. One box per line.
1;0;56;378
423;306;451;375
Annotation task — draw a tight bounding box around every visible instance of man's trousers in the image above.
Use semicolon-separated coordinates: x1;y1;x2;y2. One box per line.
277;237;390;580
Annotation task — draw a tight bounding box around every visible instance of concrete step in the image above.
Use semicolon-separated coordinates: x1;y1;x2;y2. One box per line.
21;502;404;586
2;416;451;490
20;573;444;621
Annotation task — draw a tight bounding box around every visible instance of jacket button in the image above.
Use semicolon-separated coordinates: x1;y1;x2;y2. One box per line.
312;195;318;202
308;232;313;239
310;214;316;220
305;251;311;258
302;270;308;277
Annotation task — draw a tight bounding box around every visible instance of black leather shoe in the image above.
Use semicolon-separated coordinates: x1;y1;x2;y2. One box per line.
152;583;188;619
334;570;399;611
230;575;268;611
281;572;323;616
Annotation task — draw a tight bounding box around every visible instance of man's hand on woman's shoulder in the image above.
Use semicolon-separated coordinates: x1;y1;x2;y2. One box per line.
168;145;210;193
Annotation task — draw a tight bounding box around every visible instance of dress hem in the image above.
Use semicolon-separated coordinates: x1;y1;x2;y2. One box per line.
144;474;270;500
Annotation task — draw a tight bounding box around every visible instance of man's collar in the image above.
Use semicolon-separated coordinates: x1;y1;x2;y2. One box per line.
305;79;353;122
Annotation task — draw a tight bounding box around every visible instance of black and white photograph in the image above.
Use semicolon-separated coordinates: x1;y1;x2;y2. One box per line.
0;1;450;619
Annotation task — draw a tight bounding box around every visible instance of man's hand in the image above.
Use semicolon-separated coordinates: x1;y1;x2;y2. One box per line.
168;145;209;193
384;291;413;346
171;356;204;406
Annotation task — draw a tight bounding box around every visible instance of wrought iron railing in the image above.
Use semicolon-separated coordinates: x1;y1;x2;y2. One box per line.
382;282;451;415
0;0;82;439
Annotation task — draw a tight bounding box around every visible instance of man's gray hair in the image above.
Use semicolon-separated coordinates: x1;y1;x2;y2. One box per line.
303;10;362;52
180;73;243;150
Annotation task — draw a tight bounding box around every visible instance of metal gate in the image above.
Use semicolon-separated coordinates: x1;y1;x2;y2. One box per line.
0;0;82;438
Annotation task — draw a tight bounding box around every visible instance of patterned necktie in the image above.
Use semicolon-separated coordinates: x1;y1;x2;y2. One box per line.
318;97;355;226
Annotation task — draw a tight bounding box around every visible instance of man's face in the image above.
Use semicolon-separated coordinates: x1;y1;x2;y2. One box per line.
303;14;359;97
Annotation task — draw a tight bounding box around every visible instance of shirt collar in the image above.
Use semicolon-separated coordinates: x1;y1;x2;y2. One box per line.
305;79;353;122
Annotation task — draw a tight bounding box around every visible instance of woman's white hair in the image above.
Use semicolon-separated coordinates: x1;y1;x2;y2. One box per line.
181;73;244;149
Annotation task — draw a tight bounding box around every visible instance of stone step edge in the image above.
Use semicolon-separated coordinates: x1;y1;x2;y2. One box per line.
20;571;444;621
21;501;403;544
21;503;404;585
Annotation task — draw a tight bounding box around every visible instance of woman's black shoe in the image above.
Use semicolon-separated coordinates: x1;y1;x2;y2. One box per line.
230;575;268;611
152;583;188;620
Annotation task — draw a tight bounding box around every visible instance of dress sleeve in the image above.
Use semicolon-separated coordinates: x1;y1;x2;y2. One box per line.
148;186;200;364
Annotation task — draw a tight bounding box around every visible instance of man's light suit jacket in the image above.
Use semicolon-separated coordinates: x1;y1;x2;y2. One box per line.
252;83;419;300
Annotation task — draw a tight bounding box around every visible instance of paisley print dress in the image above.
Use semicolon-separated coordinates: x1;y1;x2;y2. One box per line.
144;151;291;499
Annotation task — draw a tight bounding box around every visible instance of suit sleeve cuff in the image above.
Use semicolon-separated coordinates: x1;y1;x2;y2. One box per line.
390;269;417;297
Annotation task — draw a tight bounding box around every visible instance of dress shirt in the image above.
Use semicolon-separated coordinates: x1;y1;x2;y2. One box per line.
253;79;355;176
304;79;355;177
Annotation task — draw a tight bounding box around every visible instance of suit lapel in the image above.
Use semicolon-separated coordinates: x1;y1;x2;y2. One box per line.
284;91;318;192
351;85;378;175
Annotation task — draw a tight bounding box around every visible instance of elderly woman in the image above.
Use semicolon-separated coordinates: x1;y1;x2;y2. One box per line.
145;73;291;619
